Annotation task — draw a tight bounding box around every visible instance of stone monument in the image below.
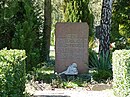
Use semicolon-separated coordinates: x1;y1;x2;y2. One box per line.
55;22;89;74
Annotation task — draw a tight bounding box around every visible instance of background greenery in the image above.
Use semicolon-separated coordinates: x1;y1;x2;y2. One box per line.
0;1;130;96
111;0;130;49
0;0;129;71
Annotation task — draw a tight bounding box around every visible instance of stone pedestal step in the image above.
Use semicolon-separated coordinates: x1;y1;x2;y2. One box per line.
34;96;70;97
33;89;116;97
34;90;70;97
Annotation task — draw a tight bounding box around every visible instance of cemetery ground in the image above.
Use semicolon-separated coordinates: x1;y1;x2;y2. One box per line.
25;49;116;97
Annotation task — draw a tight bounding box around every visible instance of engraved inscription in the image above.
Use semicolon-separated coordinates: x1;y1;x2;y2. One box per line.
56;33;85;59
57;47;83;59
57;38;83;47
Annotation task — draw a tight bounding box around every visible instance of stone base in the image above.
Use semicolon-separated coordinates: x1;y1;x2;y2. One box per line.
34;95;70;97
33;91;70;97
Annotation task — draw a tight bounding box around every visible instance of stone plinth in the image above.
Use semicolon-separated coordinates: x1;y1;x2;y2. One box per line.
55;23;89;74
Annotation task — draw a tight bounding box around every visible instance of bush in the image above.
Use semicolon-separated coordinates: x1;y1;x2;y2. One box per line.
92;70;112;81
89;49;111;70
0;49;26;97
89;49;112;81
112;50;130;97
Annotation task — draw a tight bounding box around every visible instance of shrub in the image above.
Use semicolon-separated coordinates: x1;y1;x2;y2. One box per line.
89;49;111;70
112;50;130;97
93;70;112;81
89;49;112;81
0;49;26;97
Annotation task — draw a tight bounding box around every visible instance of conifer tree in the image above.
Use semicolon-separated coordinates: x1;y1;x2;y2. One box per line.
0;0;43;70
0;0;15;49
63;0;94;35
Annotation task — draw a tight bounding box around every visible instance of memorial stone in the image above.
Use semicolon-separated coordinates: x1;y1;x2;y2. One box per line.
55;23;89;73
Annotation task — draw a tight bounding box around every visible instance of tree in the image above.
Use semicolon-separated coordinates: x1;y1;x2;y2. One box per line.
0;0;15;49
62;0;94;35
41;0;52;62
0;0;43;70
99;0;113;67
12;0;42;70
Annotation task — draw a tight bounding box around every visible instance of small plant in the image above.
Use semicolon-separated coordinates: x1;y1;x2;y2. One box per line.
89;49;112;81
25;92;31;97
92;70;112;81
89;49;111;70
51;74;89;88
63;81;78;88
51;75;63;88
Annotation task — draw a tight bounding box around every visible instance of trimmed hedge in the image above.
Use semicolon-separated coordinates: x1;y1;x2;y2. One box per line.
112;50;130;97
0;49;26;97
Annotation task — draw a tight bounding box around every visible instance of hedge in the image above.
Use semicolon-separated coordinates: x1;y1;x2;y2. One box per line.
112;50;130;97
0;49;26;97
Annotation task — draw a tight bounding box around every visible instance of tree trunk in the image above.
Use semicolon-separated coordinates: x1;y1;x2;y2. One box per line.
99;0;113;56
42;0;52;62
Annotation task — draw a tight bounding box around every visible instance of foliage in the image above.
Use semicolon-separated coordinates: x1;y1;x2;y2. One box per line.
92;70;112;81
51;0;63;46
25;92;31;97
112;50;130;97
0;0;43;71
89;49;98;68
33;66;54;83
0;49;26;97
51;75;89;88
27;61;89;88
0;0;16;49
111;0;130;49
63;81;78;88
89;49;112;81
89;49;111;70
27;61;55;83
11;0;42;70
62;0;94;36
